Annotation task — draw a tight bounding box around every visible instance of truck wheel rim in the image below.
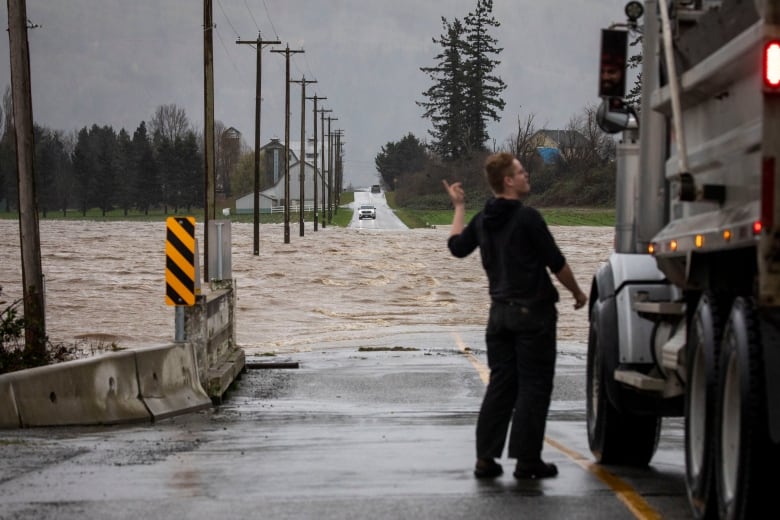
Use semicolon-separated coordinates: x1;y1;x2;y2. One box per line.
720;349;740;505
689;340;708;476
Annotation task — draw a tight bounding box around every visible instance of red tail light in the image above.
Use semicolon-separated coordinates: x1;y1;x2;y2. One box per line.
764;41;780;90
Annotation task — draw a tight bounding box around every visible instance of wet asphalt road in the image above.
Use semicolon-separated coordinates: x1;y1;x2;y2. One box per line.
0;328;692;519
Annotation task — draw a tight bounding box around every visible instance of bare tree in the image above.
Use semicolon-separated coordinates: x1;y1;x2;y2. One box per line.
504;112;538;171
149;103;190;143
560;105;615;170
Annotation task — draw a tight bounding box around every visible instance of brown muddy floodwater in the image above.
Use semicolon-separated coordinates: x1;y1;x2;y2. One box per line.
0;219;613;357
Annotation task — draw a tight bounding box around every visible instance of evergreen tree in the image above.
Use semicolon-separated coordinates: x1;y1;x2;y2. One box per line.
374;133;429;190
115;128;133;216
418;17;469;160
131;121;159;215
0;86;16;211
154;130;174;214
93;125;118;216
463;0;506;151
178;130;203;211
418;1;506;160
33;125;69;217
72;127;94;216
51;130;74;217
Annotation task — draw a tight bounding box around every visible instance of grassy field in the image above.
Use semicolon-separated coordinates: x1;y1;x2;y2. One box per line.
391;207;614;228
0;192;356;227
0;190;611;228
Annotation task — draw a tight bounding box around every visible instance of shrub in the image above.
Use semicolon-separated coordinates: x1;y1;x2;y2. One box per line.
0;295;73;375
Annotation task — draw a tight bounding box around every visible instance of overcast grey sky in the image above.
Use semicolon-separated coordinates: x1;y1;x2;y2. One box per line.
1;1;631;188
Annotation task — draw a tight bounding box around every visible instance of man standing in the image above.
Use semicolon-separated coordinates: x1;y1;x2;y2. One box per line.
443;152;587;480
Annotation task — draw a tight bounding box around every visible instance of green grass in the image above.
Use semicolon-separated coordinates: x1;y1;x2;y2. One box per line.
403;207;614;228
537;207;615;226
1;192;613;228
383;191;615;228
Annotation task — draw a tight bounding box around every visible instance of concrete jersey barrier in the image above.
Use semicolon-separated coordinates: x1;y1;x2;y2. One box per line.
4;349;151;427
135;342;212;420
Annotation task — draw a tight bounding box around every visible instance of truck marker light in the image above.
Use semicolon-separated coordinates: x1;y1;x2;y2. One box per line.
723;229;732;242
648;242;656;254
762;157;775;230
753;220;763;235
695;235;704;248
670;239;678;251
765;41;780;88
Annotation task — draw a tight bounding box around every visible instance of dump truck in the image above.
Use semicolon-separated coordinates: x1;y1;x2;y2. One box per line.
589;1;780;518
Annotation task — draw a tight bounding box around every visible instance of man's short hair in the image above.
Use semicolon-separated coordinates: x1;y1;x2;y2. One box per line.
484;152;515;193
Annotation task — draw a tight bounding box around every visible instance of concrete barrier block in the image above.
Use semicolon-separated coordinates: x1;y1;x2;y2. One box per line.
0;375;20;428
135;343;211;420
11;351;150;427
207;347;246;403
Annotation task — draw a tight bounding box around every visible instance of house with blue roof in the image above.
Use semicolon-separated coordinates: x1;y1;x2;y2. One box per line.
530;129;589;165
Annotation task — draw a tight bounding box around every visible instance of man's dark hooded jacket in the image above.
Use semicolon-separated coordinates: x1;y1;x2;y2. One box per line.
447;197;566;306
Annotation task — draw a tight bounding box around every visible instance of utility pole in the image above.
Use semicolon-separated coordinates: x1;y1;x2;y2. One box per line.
306;95;326;231
237;32;280;255
333;129;344;213
318;108;332;229
7;0;45;355
203;0;215;280
291;77;316;237
326;116;338;223
271;44;303;244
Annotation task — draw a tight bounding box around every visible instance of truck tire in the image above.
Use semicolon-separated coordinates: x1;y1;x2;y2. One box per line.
716;298;776;519
587;301;661;466
685;292;722;519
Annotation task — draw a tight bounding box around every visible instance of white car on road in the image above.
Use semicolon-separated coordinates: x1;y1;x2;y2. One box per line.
358;204;376;220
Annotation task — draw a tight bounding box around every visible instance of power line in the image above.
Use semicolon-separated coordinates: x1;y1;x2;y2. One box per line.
244;0;260;32
216;0;240;38
214;26;244;76
261;0;280;40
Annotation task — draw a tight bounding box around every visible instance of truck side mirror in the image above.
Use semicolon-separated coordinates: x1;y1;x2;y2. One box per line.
596;98;635;134
599;29;628;98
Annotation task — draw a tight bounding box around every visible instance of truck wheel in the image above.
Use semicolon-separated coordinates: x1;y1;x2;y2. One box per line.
716;298;775;519
587;301;661;466
685;293;722;519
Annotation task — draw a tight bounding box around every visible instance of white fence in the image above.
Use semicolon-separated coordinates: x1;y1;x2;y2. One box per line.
269;203;316;213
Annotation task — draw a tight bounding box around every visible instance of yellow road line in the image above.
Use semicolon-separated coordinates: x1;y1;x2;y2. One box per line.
452;332;663;520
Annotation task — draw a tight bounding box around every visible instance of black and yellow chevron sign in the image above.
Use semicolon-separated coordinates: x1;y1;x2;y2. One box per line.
165;216;196;306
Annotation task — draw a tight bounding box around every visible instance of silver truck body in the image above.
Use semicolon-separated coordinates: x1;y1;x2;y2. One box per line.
588;1;780;518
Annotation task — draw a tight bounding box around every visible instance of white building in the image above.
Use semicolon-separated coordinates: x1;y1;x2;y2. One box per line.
235;138;330;214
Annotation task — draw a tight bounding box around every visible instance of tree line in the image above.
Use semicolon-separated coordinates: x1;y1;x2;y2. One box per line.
376;106;617;210
376;0;617;209
0;92;215;217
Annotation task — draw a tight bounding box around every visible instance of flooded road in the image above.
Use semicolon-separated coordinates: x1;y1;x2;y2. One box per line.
1;213;695;520
0;211;612;357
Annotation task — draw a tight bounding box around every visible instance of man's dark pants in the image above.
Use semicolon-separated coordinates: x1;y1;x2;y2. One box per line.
476;300;557;465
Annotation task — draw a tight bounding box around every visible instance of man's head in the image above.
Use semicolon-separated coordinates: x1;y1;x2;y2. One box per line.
599;52;625;97
484;152;529;199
